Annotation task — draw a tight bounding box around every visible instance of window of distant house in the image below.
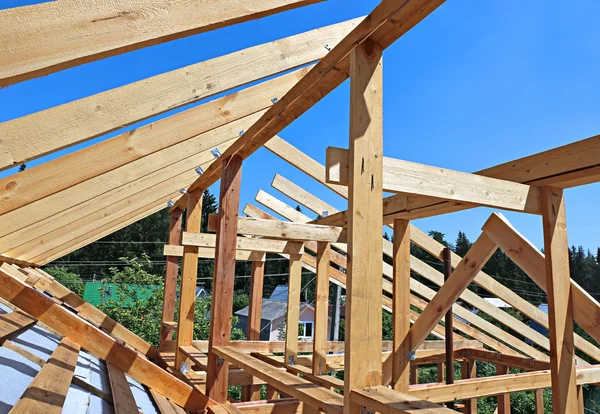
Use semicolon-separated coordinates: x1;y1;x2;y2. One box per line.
299;321;314;339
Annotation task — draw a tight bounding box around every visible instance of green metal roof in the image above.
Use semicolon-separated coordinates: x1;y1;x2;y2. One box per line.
83;282;159;308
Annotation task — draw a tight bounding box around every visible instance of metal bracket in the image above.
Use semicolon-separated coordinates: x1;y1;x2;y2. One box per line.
288;356;295;366
324;44;331;51
179;188;187;194
195;166;204;175
167;200;174;208
271;97;278;104
361;407;374;414
179;360;190;374
211;148;222;158
406;351;416;361
216;357;225;365
322;210;329;217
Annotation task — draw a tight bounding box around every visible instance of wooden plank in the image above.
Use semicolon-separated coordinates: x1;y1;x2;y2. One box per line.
344;38;384;414
326;147;541;214
465;349;550;372
460;359;477;414
0;69;307;215
272;174;339;215
408;366;600;403
0;266;215;410
540;187;578;413
207;214;346;242
207;155;243;402
351;385;455;414
214;346;344;413
175;189;204;369
534;389;544;414
313;242;330;376
0;110;251;245
161;208;184;348
233;399;305;413
171;0;445;212
150;389;187;414
243;260;265;401
409;223;600;362
164;245;266;261
0;0;322;86
183;232;304;254
0;309;36;340
407;231;497;351
495;364;510;414
482;212;600;345
392;220;411;392
285;254;303;366
11;337;80;414
107;363;139;414
0;16;360;170
37;194;181;265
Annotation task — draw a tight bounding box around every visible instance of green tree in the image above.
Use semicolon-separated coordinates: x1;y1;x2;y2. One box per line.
43;267;85;297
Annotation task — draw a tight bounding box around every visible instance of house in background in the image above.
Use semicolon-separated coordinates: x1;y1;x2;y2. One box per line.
235;285;331;341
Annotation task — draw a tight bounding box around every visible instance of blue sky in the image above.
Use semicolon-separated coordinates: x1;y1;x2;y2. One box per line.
1;0;599;251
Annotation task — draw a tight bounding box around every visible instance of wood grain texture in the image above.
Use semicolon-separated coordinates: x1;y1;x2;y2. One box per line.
285;254;303;366
0;17;358;170
313;242;330;376
107;363;139;414
183;232;304;254
392;220;411;392
161;209;184;347
0;0;322;86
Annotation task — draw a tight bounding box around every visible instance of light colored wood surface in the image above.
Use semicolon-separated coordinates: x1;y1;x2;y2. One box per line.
392;219;411;392
540;187;578;413
207;155;243;402
10;337;80;414
161;209;183;347
0;0;322;86
183;232;304;254
495;364;510;414
285;254;303;365
344;39;384;414
351;385;455;414
243;260;265;401
107;363;139;414
0;16;359;171
313;242;330;376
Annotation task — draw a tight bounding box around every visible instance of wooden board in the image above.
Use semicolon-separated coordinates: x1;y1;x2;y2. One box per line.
0;267;215;410
326;147;541;214
351;385;454;414
285;254;303;365
107;363;139;414
0;69;307;215
207;214;346;242
163;245;266;261
0;0;322;86
161;209;184;346
182;232;304;254
11;338;80;414
313;242;330;376
171;0;445;212
392;220;411;392
0;309;36;339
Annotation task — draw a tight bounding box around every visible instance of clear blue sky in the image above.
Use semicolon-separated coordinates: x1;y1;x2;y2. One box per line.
1;0;599;251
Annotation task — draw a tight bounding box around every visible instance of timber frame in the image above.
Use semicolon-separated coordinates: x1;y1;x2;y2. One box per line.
1;1;599;413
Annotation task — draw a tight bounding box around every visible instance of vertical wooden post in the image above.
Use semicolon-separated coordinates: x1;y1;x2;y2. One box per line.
343;38;383;414
461;358;477;414
496;364;510;414
331;284;341;341
392;219;410;392
265;386;279;400
535;388;545;414
286;253;303;366
206;155;243;403
436;363;444;382
541;186;578;413
410;365;418;385
443;247;455;410
175;189;203;369
313;242;330;376
242;260;265;401
577;385;585;413
160;208;183;349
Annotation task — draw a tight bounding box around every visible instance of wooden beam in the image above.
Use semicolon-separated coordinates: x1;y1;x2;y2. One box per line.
408;366;600;403
161;208;184;348
351;385;455;414
344;38;384;414
0;0;322;86
11;337;80;414
107;363;139;414
175;189;204;369
313;242;330;376
171;0;445;212
183;232;304;255
1;112;248;256
0;308;36;340
326;147;541;214
540;187;578;413
214;346;344;413
0;16;361;170
285;254;303;366
164;245;266;262
243;260;265;401
392;220;411;393
0;69;307;216
535;389;544;414
407;230;497;351
460;358;477;414
495;364;510;414
482;212;600;345
207;214;346;242
465;349;550;372
410;223;600;362
207;155;243;402
0;259;215;410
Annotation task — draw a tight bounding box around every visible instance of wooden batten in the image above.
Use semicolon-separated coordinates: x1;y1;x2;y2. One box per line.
182;232;304;255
